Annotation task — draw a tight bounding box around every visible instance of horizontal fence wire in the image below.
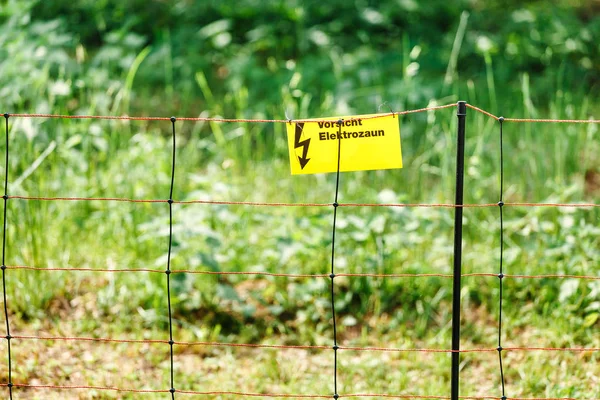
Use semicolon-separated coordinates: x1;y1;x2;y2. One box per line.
1;384;597;400
4;266;599;280
4;335;599;354
465;104;600;123
7;103;600;123
2;103;599;399
6;196;600;208
7;103;456;123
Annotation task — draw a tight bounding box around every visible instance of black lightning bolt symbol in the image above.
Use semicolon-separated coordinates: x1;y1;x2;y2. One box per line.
294;122;311;169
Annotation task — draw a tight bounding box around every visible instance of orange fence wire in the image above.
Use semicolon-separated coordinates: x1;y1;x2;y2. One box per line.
6;196;599;208
4;265;599;280
2;103;599;399
9;103;599;123
2;384;598;400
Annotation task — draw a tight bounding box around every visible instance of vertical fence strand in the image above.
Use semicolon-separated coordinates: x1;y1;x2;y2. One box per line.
1;114;13;399
166;116;177;398
329;119;343;400
497;117;507;399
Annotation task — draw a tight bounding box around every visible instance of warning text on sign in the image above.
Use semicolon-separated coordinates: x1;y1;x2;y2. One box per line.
286;114;402;175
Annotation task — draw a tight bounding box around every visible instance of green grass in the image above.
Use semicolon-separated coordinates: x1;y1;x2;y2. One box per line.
1;1;600;397
0;98;599;398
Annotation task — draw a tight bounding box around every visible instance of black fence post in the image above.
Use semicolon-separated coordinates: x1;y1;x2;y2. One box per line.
451;101;466;400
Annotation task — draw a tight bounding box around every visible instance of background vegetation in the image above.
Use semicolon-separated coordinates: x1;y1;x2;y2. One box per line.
0;0;599;399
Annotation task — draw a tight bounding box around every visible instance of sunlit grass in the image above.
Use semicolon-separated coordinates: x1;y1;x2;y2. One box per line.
1;92;598;398
1;2;599;395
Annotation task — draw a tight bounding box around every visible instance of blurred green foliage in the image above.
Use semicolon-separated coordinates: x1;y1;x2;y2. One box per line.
2;0;598;118
0;1;599;395
0;0;599;365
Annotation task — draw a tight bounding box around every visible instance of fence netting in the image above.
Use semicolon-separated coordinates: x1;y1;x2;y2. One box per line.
1;104;599;399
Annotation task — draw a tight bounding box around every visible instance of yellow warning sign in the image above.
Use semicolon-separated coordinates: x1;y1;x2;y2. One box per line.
286;113;402;175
